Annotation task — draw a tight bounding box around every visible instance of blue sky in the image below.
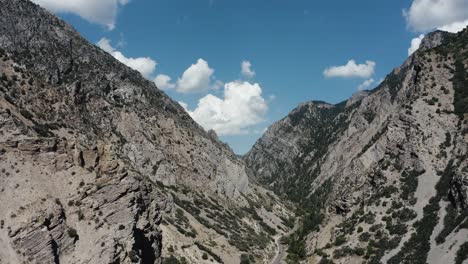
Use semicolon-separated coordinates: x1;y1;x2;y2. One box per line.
33;0;468;154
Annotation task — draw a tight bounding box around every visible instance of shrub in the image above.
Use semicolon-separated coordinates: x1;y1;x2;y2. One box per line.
436;205;468;244
452;60;468;117
455;242;468;264
359;232;371;242
388;160;455;264
163;255;183;264
67;228;79;241
333;246;354;258
334;235;347;246
354;247;365;256
240;254;254;264
195;242;223;263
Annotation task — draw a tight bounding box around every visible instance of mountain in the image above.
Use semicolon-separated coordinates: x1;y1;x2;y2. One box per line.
245;29;468;263
0;0;293;263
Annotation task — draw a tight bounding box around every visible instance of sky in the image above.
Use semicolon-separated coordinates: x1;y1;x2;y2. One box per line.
32;0;468;154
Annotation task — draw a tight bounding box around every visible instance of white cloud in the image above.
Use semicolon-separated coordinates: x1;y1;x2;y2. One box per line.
323;60;376;79
32;0;129;30
213;80;224;90
404;0;468;32
187;81;268;135
97;38;157;78
241;60;255;79
408;34;425;55
154;74;175;90
438;19;468;33
253;128;267;134
176;59;215;93
178;101;188;111
97;37;115;53
357;78;375;91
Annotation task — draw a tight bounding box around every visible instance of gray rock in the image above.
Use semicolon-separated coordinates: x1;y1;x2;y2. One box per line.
245;27;468;264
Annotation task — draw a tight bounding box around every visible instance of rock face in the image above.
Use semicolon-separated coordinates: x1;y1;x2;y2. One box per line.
245;28;468;263
0;0;292;263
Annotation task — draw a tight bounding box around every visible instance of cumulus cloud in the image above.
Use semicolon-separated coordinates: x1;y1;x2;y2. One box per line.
32;0;129;30
408;34;425;55
241;60;255;79
176;59;215;93
357;78;375;91
186;81;268;135
154;74;175;90
97;38;157;78
404;0;468;32
438;19;468;33
323;60;376;79
178;101;188;111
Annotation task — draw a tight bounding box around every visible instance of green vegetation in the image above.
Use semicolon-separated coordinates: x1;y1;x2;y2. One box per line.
285;208;323;261
172;192;273;251
166;208;197;238
392;207;417;223
367;236;401;263
333;246;366;259
363;109;377;123
435;203;468;244
285;180;332;262
334;235;347;246
426;96;439;106
452;59;468;118
240;254;255;264
388;160;456;264
400;169;425;201
371;70;405;102
280;215;296;229
163;256;188;264
455;242;468;264
359;124;389;156
279;101;354;203
195;241;223;263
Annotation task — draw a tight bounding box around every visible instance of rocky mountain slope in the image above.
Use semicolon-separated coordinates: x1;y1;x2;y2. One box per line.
0;0;293;263
245;29;468;264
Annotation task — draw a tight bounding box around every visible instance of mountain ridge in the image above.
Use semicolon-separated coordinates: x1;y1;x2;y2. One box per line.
0;1;293;263
245;26;468;263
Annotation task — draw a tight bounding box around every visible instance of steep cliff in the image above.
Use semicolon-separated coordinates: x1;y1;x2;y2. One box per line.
245;29;468;263
0;1;292;263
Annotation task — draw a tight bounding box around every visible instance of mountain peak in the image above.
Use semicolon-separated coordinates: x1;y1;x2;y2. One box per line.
419;30;453;52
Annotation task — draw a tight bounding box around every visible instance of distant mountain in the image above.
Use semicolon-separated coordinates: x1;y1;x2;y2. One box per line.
0;0;292;263
245;29;468;263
